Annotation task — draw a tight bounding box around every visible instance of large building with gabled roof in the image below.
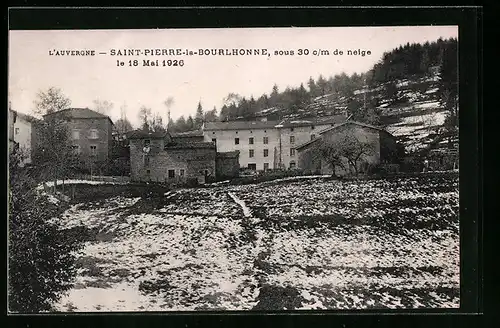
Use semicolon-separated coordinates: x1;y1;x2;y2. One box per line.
202;114;347;171
295;120;400;176
42;107;115;172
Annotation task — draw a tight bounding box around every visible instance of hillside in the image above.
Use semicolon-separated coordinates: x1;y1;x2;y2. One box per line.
169;37;458;158
255;69;451;155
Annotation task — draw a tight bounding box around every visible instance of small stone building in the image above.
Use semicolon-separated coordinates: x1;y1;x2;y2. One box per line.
296;121;399;176
129;130;240;184
216;151;240;180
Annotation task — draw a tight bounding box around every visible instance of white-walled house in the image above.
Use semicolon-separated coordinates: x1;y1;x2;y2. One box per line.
202;115;346;171
9;109;36;165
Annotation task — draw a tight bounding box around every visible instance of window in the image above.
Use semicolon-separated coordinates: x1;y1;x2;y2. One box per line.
15;128;20;135
235;138;240;145
263;136;269;144
291;128;295;132
290;136;295;144
212;132;215;134
146;169;151;175
72;129;80;140
290;148;296;157
180;169;185;177
71;145;80;154
248;163;257;170
311;125;315;130
89;129;99;139
263;149;269;157
168;169;175;178
90;145;97;156
212;138;217;144
311;134;316;140
249;137;254;145
249;149;255;158
264;163;270;171
290;161;296;169
144;155;150;167
144;139;151;147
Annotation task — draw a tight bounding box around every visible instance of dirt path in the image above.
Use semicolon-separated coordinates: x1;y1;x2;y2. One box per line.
227;192;253;217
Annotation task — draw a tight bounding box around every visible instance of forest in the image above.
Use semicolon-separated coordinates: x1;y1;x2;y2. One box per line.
149;37;457;133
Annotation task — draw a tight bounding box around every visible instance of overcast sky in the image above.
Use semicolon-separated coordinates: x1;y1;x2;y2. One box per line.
9;26;458;127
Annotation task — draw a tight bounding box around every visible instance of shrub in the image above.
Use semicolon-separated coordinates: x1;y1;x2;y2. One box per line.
8;152;84;312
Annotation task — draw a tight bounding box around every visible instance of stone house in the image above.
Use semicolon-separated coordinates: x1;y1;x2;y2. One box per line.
42;108;115;173
129;130;240;184
296;121;399;176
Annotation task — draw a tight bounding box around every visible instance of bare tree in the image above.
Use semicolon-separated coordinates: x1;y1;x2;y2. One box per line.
114;118;134;134
92;99;114;115
223;93;242;107
32;113;75;192
150;112;166;132
138;106;152;131
163;97;175;130
312;130;376;176
33;87;71;115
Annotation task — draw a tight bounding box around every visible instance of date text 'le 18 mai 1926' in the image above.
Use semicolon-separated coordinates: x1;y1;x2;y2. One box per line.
117;59;185;67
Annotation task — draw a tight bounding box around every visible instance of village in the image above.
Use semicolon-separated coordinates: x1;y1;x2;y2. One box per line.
8;30;460;313
8;106;407;187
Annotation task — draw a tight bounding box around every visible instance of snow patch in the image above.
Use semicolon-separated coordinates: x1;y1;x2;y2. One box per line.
228;192;252;217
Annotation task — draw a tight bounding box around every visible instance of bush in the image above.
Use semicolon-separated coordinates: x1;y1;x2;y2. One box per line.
368;163;401;175
8;152;84;312
400;156;424;173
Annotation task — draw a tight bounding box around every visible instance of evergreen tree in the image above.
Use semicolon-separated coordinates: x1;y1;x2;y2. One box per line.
204;106;218;122
194;101;204;129
308;77;318;98
317;75;328;95
219;105;229;121
420;48;431;74
186;115;195;130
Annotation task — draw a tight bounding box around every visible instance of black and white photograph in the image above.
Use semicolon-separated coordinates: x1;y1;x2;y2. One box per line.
8;24;461;313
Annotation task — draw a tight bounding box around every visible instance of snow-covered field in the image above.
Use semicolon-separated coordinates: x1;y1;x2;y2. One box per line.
54;175;459;312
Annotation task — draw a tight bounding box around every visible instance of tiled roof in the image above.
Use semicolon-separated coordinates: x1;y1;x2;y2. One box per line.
171;130;204;137
204;115;347;131
295;121;394;150
317;121;389;135
204;120;280;131
43;108;114;124
10;110;39;123
128;130;170;139
165;141;216;150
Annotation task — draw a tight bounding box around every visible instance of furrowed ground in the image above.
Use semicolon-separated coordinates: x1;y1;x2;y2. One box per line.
54;174;459;311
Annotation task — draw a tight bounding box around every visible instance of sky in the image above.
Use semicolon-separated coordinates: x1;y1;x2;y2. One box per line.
9;26;458;128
